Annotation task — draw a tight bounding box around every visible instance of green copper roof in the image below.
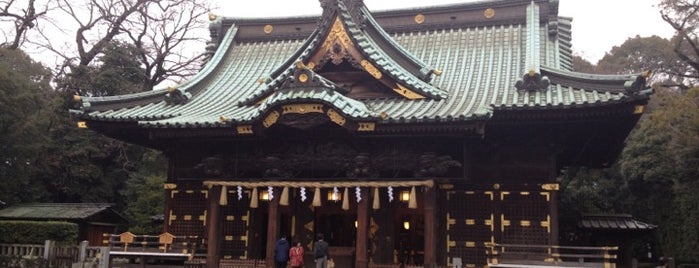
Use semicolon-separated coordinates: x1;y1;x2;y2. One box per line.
0;203;118;220
71;0;651;130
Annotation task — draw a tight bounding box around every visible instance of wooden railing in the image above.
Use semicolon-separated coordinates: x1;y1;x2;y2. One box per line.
0;241;107;268
103;232;198;267
486;243;618;268
218;258;266;268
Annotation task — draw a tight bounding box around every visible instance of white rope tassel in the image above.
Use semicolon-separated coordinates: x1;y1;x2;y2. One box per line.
219;186;228;206
372;187;380;210
342;187;350;210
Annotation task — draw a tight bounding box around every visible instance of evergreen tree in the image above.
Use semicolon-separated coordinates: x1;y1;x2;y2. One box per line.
0;48;53;204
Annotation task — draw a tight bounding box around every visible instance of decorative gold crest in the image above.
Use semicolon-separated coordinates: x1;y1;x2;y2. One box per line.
326;109;346;126
414;14;425;24
358;122;376;132
360;60;382;80
484;8;495;19
237;125;253;134
394;83;426;99
263;24;274;34
298;73;309;83
541;183;560;191
263;111;280;128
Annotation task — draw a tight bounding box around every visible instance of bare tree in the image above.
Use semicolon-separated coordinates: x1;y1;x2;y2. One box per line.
660;0;699;85
122;0;210;89
0;0;50;49
29;0;210;91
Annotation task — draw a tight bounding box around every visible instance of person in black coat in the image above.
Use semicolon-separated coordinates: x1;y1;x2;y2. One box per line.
314;233;330;268
274;234;290;268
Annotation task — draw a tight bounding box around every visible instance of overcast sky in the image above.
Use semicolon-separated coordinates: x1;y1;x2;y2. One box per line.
213;0;676;63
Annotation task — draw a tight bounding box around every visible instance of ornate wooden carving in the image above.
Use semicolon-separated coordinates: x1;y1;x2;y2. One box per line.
346;153;377;178
415;152;462;178
194;156;224;176
262;155;292;178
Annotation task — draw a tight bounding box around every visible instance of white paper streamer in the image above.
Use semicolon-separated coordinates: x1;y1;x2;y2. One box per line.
268;186;274;200
237;186;243;200
355;186;362;203
332;187;339;201
388;186;394;202
300;187;307;202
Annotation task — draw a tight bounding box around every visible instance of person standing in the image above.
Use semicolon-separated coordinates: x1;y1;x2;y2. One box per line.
274;234;290;268
313;233;330;268
289;240;305;268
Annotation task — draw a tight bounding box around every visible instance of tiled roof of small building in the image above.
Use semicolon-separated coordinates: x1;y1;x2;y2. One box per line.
579;214;657;231
0;203;118;220
70;0;651;130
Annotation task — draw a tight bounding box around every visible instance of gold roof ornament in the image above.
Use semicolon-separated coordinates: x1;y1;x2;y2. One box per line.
167;86;177;93
414;14;425;24
484;8;495;19
73;94;81;102
208;13;217;21
263;24;274;34
433;69;443;76
219;115;228;123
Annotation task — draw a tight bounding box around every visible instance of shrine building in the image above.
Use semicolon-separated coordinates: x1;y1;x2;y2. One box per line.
70;0;652;267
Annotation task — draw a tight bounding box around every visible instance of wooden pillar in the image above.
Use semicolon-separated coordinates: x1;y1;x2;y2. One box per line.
550;190;559;245
266;193;280;268
206;186;221;268
355;187;369;268
423;185;437;268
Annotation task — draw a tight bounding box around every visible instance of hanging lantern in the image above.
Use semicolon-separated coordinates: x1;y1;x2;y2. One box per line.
250;187;259;208
408;186;417;209
312;187;321;207
219;185;228;206
342;187;350;210
280;187;290;206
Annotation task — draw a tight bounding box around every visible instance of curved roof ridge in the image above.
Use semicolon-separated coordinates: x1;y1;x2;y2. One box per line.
73;26;240;113
334;2;448;99
358;5;435;81
541;66;638;82
241;87;377;124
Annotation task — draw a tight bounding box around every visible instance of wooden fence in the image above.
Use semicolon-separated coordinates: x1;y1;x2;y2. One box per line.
0;240;107;268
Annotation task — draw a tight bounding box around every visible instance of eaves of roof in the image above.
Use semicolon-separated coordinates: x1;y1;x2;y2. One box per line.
72;0;650;131
579;214;657;231
0;203;116;220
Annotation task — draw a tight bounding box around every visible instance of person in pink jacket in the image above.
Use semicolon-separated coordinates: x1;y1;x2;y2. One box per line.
289;240;305;268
